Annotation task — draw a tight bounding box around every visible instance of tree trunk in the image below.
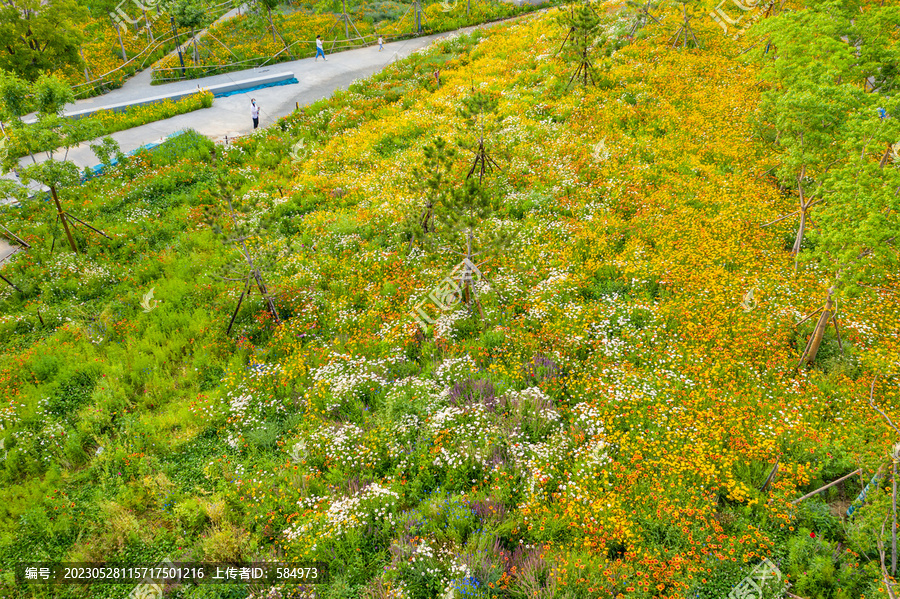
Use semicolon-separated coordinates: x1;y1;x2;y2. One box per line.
114;21;127;62
267;9;295;58
144;10;154;42
798;287;834;368
893;460;897;576
791;203;807;254
267;8;277;43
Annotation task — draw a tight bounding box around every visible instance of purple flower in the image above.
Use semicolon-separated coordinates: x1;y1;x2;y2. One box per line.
449;378;497;411
521;355;561;381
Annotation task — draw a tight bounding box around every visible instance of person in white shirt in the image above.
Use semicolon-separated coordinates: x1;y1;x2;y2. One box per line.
250;99;259;129
315;36;326;61
378;36;383;51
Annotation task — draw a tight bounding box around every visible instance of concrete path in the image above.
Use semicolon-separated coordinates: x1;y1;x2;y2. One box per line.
0;239;14;262
13;28;481;172
66;3;248;114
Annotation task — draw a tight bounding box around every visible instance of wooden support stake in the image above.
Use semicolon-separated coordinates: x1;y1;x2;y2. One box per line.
114;20;127;63
795;306;824;327
0;273;22;292
760;457;780;492
832;314;844;354
65;213;112;239
881;516;900;599
893;458;897;576
0;223;30;248
227;275;252;335
51;186;78;253
791;469;862;504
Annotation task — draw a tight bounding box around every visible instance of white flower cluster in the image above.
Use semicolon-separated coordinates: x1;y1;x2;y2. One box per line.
392;414;421;437
529;268;570;298
571;436;612;468
124;206;152;224
512;432;573;502
432;356;479;387
307;424;369;472
510;386;555;409
225;432;240;450
433;309;470;341
311;352;403;409
222;385;286;450
429;403;488;433
246;362;282;379
11;419;69;464
571;402;606;438
335;233;364;250
284;482;400;545
428;403;497;471
232;462;245;483
0;401;19;431
229;393;252;419
385;376;442;403
410;540;470;593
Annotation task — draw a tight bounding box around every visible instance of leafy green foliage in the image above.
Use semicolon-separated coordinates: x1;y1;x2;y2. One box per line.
0;0;89;80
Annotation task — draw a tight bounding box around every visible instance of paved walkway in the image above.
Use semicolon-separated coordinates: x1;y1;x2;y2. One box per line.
0;239;14;262
64;3;248;114
14;28;483;172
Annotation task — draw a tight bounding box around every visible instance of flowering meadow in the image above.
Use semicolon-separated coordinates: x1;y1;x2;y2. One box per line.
150;0;546;82
58;4;231;97
6;91;214;160
0;1;899;598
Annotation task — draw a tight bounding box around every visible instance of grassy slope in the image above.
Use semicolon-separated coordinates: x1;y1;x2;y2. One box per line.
0;4;899;599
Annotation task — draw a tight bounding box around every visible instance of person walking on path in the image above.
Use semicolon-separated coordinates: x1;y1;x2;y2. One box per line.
378;36;384;51
315;36;327;61
251;98;260;129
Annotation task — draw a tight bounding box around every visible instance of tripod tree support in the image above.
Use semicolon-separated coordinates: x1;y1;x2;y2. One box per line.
219;188;282;334
325;0;365;45
51;185;78;254
669;0;702;49
227;274;252;335
2;75;110;255
555;2;602;89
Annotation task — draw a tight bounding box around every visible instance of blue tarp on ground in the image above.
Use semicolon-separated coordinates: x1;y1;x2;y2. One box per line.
84;130;188;179
213;77;299;98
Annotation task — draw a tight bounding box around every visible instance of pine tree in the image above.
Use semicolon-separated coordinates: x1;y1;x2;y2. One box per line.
556;1;603;88
203;175;297;334
456;85;501;181
404;136;458;252
432;177;511;315
0;74;108;254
